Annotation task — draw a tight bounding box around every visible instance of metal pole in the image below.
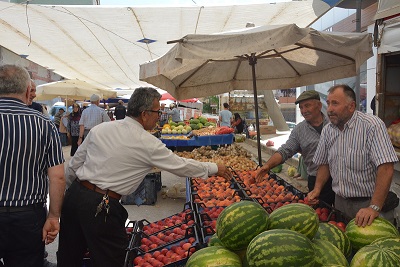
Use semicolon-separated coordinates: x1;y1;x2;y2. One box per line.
249;54;262;166
355;0;362;110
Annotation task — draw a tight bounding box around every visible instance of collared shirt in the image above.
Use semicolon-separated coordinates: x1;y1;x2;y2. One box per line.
219;110;232;127
313;111;398;198
67;117;218;195
0;97;64;207
79;104;110;130
277;113;329;176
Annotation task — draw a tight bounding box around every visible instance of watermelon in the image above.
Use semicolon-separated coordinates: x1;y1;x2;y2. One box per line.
208;233;223;247
371;236;400;255
268;203;319;239
350;244;400;267
314;222;352;257
312;239;349;267
186;246;242;267
246;229;316;267
345;217;399;250
216;200;269;251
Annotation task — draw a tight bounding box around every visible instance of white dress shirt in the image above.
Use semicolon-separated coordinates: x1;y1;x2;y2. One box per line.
67;116;218;195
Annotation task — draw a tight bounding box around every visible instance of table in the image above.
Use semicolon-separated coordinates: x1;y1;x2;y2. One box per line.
160;134;234;147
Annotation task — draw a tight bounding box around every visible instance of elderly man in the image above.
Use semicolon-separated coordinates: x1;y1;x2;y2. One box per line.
256;90;335;205
27;79;44;113
309;84;398;227
57;87;232;267
0;64;65;267
78;94;110;145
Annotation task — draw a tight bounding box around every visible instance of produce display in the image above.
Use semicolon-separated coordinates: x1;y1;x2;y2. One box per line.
175;145;257;171
123;168;400;267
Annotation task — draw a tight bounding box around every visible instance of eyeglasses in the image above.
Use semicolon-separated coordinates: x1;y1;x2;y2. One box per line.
145;109;162;116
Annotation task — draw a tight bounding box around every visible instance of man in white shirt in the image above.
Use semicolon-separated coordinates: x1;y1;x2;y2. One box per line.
57;87;232;267
77;94;110;145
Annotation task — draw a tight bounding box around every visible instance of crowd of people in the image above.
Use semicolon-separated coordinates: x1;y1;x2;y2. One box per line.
1;63;399;266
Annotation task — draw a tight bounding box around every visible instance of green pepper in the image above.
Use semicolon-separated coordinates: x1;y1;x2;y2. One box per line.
271;164;283;173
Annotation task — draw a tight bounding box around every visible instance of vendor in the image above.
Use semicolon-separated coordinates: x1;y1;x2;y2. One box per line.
231;113;244;133
166;103;181;122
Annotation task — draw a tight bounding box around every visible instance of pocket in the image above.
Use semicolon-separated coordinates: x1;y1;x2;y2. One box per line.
346;149;368;171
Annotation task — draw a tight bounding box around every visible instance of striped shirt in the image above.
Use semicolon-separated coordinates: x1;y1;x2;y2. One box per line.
0;97;64;207
79;104;110;130
313;111;398;198
277;113;329;176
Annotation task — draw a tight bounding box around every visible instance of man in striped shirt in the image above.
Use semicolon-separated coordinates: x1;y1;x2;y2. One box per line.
77;93;110;146
0;64;65;267
309;84;398;227
256;90;335;205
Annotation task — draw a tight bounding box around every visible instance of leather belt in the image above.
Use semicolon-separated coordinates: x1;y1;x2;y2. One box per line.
0;203;45;213
78;179;121;200
346;197;371;201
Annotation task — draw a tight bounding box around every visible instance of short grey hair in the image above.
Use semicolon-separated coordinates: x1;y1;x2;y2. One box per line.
0;65;31;95
127;87;161;117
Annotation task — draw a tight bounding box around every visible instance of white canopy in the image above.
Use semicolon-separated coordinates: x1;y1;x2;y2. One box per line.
0;1;341;90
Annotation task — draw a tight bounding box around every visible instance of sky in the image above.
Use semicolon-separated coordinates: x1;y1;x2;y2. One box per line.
100;0;289;6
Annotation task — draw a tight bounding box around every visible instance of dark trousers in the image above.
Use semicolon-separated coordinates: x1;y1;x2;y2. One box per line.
70;136;79;156
0;205;46;267
57;180;128;267
308;175;335;206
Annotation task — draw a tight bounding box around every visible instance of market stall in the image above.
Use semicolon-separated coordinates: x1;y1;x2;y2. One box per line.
160;134;234;148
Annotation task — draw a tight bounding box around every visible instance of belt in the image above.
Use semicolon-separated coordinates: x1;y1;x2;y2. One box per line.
77;179;121;200
346;197;371;201
0;203;45;213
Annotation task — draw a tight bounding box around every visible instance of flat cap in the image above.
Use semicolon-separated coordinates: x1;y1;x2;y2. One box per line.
295;90;320;104
90;94;100;102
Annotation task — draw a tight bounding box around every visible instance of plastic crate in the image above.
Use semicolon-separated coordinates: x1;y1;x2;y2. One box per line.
121;175;158;205
147;171;162;191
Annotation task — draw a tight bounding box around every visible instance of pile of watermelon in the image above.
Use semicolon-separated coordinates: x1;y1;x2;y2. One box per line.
187;201;400;267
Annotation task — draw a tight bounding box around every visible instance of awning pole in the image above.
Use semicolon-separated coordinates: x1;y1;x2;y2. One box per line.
249;54;262;166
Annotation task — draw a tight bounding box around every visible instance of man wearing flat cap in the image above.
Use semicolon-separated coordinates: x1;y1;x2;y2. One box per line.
78;94;110;145
256;90;335;205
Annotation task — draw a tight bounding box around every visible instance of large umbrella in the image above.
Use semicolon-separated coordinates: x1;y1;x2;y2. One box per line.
139;24;373;165
36;79;117;101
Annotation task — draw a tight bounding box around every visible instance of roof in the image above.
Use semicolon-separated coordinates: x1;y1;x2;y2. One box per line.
0;1;340;90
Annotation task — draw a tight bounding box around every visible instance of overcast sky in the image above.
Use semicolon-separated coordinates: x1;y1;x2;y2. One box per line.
100;0;289;6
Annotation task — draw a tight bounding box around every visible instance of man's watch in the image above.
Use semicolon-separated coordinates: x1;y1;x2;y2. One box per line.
369;204;381;212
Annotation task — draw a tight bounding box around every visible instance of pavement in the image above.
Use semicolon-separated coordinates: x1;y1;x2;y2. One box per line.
45;132;308;264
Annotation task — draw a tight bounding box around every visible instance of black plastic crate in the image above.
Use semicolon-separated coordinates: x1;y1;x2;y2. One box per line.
121;175;158;205
147;171;162;191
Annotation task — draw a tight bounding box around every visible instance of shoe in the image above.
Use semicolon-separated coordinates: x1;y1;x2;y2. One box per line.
43;259;57;267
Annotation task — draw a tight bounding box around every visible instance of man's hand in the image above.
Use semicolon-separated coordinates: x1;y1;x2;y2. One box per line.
77;138;82;146
255;165;269;183
216;164;232;181
42;217;60;245
355;207;379;227
306;189;320;205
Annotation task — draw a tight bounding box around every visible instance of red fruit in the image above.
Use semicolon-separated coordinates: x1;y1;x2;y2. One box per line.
315;207;321;215
153;251;161;258
140;245;148;252
149;243;158;250
182;242;191;251
133;256;143;265
160;248;168;255
328;221;337;226
321;208;329;214
188;237;195;244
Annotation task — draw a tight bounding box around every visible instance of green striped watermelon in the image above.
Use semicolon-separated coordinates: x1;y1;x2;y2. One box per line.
208;233;223;247
345;217;399;250
246;229;316;267
371;236;400;255
216;200;269;251
186;246;242;267
268;203;319;239
314;222;352;257
350;244;400;267
312;239;349;267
